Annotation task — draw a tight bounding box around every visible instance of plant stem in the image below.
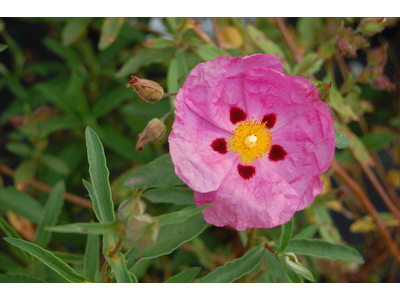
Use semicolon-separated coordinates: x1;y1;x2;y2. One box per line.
331;160;400;267
0;163;93;210
212;17;222;48
101;239;124;283
164;92;178;97
191;21;217;47
264;243;276;254
274;17;302;63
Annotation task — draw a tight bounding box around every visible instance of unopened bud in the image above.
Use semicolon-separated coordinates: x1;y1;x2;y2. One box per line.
367;44;388;67
220;26;244;50
358;17;386;37
117;196;146;223
136;111;173;151
335;36;356;58
371;75;396;91
316;81;332;104
126;75;164;103
8;115;27;128
125;214;160;249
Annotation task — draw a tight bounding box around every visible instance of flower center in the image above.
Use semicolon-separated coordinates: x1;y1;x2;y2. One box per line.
230;117;272;164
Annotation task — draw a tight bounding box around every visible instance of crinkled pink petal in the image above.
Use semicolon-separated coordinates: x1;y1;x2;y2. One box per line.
194;159;301;231
182;54;283;132
169;93;238;193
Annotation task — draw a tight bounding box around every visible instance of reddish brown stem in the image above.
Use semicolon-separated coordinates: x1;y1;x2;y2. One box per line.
358;161;400;220
0;164;93;210
264;243;276;254
212;17;222;48
191;23;217;47
331;160;400;267
274;17;302;63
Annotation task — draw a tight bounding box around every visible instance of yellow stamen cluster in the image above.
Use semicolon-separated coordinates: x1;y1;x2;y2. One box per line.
230;118;272;164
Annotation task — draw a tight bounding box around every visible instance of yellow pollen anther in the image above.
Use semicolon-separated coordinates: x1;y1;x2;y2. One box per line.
229;117;273;164
244;135;257;148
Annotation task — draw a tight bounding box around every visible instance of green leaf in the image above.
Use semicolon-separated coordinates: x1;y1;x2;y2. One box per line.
167;48;188;105
294;225;318;239
361;131;396;151
34;181;65;248
143;187;194;206
82;179;101;222
41;154;70;175
278;256;302;283
285;258;315;282
107;253;134;283
0;250;21;271
0;44;8;52
164;267;201;283
85;126;115;223
312;202;342;243
117;47;176;77
0;186;43;224
126;208;208;269
247;24;290;73
0;274;47;283
334;129;351;149
285;239;365;263
330;88;359;122
6;142;32;157
62;17;93;47
52;251;84;264
192;44;229;61
98;17;125;50
198;244;264;283
157;205;210;226
293;52;324;75
38;115;82;135
129;272;138;283
389;117;400;128
144;38;175;49
42;37;81;70
46;221;124;236
84;233;100;282
279;217;293;253
264;250;289;283
334;122;374;165
14;160;36;185
35;83;76;115
3;237;90;283
92;87;133;118
178;69;192;88
124;153;184;189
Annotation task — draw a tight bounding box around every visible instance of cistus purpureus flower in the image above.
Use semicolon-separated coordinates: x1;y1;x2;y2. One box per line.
169;54;335;230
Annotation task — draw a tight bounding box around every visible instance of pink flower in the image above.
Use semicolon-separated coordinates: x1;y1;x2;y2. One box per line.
169;54;335;230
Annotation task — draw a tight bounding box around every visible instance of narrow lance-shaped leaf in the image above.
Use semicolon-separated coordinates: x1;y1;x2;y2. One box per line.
84;232;100;282
82;179;101;222
278;256;302;283
4;238;90;283
35;181;65;248
0;217;30;263
85;126;115;223
294;224;317;240
198;244;265;283
46;220;124;236
98;17;125;50
107;253;134;283
264;250;289;283
279;217;294;253
164;267;201;283
0;274;47;283
124;153;184;189
0;186;43;224
62;17;93;47
285;238;365;263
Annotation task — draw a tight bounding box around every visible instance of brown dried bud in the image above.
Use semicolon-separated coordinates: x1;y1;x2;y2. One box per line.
358;17;386;36
126;75;164;103
136;117;168;152
117;196;147;223
125;214;160;249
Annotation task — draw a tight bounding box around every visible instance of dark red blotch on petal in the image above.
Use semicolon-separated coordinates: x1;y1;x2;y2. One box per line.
238;164;256;180
230;107;247;125
269;145;287;162
211;138;228;154
262;113;277;129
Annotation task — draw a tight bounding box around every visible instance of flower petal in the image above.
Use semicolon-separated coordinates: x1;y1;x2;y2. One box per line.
169;96;239;193
243;67;330;132
264;109;335;210
181;55;283;132
194;159;301;230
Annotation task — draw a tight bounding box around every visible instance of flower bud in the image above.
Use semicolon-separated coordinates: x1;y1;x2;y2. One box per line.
126;75;164;103
367;44;388;67
316;81;332;104
358;17;386;36
125;214;160;249
220;26;244;50
117;196;147;223
136;118;167;151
